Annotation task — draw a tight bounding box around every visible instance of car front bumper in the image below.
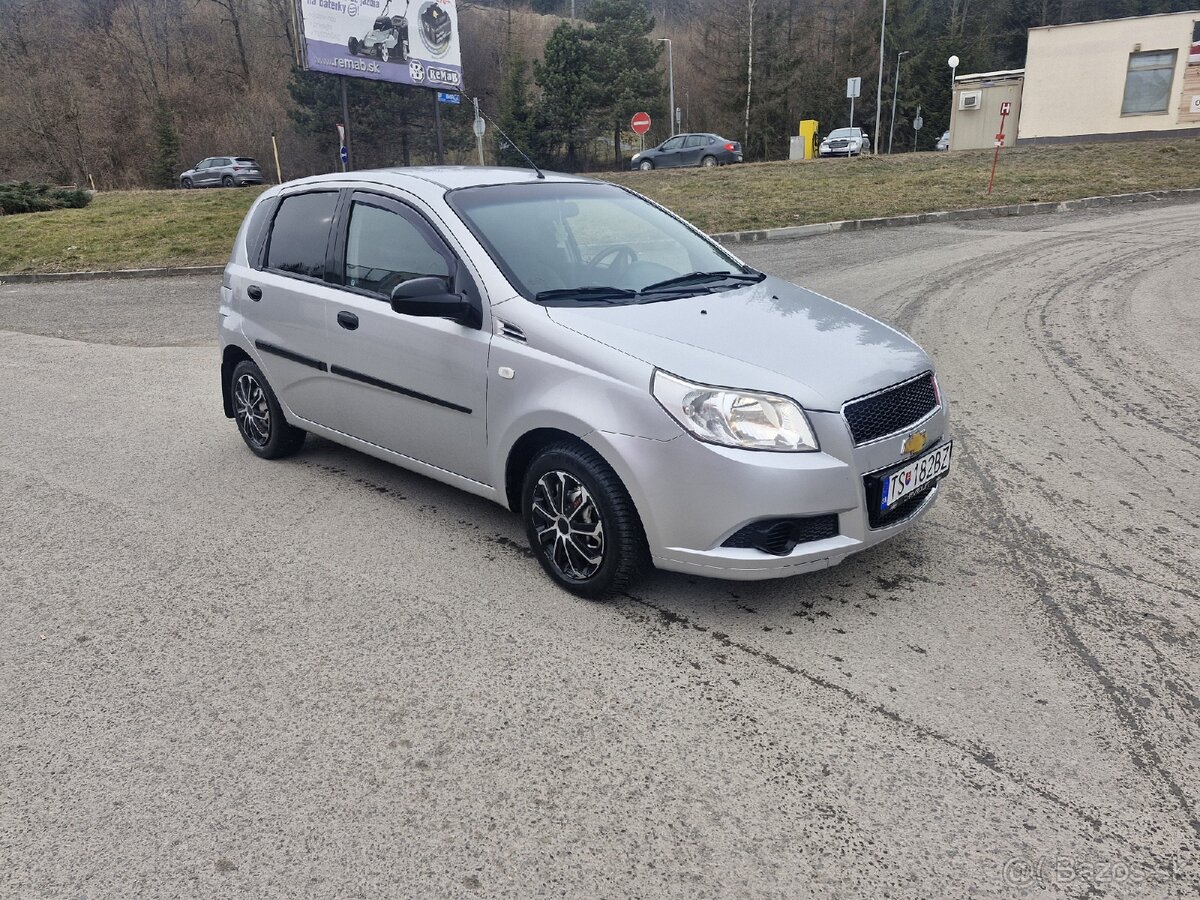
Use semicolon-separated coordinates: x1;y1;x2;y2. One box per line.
585;405;949;580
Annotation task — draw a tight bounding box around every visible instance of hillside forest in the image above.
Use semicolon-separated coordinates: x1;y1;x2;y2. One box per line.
0;0;1195;186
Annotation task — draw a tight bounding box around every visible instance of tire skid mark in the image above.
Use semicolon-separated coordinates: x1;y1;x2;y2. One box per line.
610;592;1113;836
954;437;1200;837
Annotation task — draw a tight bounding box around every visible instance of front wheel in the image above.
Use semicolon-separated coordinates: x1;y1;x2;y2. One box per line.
181;178;193;189
381;45;390;62
522;442;650;599
700;155;717;168
348;36;360;55
230;360;306;459
638;159;653;171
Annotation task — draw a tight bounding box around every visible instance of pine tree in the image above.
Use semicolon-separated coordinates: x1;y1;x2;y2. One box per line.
586;0;664;169
497;53;541;167
535;23;596;170
151;101;181;188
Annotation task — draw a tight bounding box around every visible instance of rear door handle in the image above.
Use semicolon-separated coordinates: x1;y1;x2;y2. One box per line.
247;285;262;301
337;311;359;331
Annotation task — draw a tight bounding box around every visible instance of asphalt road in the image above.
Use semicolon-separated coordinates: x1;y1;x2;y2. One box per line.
2;202;1197;898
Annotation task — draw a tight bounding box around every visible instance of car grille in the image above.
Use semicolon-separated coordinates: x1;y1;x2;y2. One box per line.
722;514;840;556
830;140;849;148
843;372;938;445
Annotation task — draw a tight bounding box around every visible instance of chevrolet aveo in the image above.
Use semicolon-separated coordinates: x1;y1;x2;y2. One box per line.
219;167;951;598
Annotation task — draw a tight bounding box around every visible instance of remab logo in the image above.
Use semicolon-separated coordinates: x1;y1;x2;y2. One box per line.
426;65;460;86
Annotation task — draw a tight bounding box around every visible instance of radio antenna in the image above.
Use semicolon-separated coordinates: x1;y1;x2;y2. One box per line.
474;101;545;179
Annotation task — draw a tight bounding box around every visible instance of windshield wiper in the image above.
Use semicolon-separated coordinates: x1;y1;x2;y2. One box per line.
638;269;766;295
534;286;638;305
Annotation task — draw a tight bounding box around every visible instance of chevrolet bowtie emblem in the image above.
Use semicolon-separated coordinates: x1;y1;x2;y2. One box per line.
902;431;928;455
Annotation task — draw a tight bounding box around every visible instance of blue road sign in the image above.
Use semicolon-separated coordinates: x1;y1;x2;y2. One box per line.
340;146;348;164
437;92;461;105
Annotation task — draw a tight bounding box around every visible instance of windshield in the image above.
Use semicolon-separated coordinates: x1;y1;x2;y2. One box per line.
447;181;757;303
828;129;860;139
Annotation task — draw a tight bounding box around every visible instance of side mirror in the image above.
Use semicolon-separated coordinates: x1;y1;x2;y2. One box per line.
390;276;468;321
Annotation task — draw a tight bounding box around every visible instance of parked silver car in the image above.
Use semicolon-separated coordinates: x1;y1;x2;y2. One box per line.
819;128;871;157
180;156;264;189
219;167;950;597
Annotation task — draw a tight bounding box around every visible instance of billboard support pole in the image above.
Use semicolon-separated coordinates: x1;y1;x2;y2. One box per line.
340;76;352;171
433;92;445;165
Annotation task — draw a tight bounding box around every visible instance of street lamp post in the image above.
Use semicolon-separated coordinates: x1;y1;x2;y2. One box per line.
888;50;909;154
873;0;887;155
947;55;960;150
658;38;675;138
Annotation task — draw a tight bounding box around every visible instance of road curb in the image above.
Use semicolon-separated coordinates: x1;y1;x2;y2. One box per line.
712;186;1200;245
0;265;224;285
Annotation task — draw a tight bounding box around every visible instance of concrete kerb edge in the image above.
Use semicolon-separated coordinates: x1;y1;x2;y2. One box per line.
0;265;224;285
3;187;1198;279
713;187;1200;245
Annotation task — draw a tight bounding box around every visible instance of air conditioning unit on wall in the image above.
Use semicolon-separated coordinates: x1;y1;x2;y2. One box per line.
959;91;982;110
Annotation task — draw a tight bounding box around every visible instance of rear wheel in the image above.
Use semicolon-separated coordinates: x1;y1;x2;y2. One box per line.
222;175;235;187
522;442;650;599
700;155;717;168
230;360;306;460
638;159;653;171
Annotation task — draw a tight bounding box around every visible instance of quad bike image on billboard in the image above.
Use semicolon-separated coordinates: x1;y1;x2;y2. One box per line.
347;1;409;64
297;0;463;88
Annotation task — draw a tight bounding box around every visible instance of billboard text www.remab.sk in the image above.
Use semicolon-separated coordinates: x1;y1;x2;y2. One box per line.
298;0;463;89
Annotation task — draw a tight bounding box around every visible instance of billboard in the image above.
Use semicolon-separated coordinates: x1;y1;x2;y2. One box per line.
297;0;463;89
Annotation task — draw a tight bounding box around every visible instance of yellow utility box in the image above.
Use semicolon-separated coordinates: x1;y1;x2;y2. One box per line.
790;120;819;160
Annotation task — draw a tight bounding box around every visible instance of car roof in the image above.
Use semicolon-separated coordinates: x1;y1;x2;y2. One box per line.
283;166;595;193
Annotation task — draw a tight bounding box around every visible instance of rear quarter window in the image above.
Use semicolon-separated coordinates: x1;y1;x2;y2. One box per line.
265;192;339;280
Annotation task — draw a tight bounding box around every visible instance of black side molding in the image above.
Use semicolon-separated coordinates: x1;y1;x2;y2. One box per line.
255;340;328;372
329;365;471;414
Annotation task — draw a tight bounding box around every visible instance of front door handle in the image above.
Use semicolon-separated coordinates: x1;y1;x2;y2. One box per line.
337;311;359;331
247;285;262;301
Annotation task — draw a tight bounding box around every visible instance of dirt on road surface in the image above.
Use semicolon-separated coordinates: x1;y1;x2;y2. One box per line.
2;202;1196;898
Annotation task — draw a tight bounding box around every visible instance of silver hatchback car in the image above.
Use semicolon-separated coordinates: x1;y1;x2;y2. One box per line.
219;167;951;597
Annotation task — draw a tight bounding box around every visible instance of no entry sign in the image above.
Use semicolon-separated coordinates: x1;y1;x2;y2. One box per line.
631;112;652;135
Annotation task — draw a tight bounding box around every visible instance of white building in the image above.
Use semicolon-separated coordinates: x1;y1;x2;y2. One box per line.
1018;10;1200;144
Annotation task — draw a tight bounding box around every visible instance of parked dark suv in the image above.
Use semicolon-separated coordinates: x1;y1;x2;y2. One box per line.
179;157;265;189
631;133;743;170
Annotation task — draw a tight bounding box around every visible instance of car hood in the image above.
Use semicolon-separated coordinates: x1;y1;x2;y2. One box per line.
544;276;930;411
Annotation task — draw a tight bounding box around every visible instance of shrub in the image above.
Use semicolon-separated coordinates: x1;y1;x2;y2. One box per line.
0;181;94;216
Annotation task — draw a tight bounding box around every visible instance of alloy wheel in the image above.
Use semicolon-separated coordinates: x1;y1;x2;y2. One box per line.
233;373;271;448
531;470;605;582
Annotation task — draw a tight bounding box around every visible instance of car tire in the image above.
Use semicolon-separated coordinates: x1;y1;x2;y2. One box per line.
638;160;654;171
700;155;717;168
348;36;360;55
522;441;650;599
381;45;390;62
230;360;306;460
221;175;235;187
181;178;193;189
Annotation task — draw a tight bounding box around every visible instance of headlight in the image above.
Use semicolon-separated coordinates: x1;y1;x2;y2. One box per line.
651;370;819;452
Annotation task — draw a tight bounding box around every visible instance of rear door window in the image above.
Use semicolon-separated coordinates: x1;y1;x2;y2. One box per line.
683;135;704;148
265;192;339;280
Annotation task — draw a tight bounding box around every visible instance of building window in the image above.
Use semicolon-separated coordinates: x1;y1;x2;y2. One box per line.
1121;49;1177;115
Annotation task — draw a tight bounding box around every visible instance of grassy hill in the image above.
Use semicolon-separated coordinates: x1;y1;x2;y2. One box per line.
3;140;1199;274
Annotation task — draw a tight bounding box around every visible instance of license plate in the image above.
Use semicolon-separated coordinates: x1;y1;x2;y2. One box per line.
881;442;952;510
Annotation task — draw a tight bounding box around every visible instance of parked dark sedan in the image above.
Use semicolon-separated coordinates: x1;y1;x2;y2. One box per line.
630;133;743;170
179;156;265;189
